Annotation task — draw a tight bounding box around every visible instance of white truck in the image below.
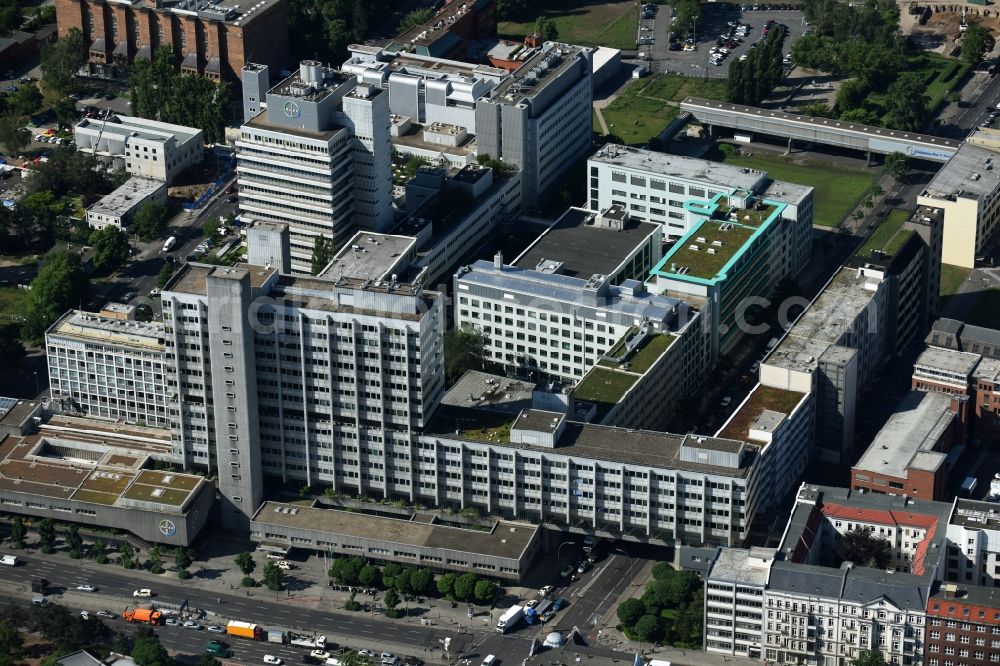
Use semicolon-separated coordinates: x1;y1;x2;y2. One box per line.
0;554;16;566
162;236;177;252
496;605;524;633
290;634;327;649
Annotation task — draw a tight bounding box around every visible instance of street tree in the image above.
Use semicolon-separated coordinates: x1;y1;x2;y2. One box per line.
174;547;193;578
65;524;83;558
235;552;256;576
311;234;333;275
453;572;477;601
617;598;645;627
329;556;364;585
851;650;888;666
409;568;434;595
40;29;87;93
632;614;664;642
884;151;911;181
132;200;170;241
21;251;89;341
148;546;164;574
384;589;400;611
156;262;174;289
392;568;412;595
131;629;172;666
38;519;56;553
340;651;377;666
382;562;403;590
9;517;25;548
437;572;456;598
473;579;497;605
962;24;995;65
263;560;285;591
120;542;136;569
358;564;380;588
93;539;109;564
90;226;131;275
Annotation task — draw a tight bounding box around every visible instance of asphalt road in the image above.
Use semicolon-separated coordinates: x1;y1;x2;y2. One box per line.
0;554;462;663
940;70;1000;138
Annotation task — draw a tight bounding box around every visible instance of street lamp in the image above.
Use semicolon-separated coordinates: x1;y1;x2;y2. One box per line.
33;371;38;397
557;541;576;561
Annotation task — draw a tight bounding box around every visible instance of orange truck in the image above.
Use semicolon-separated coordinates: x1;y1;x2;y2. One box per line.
123;607;163;625
227;621;265;640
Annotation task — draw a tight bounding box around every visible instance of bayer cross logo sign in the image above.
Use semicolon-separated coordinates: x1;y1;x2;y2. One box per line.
159;519;177;537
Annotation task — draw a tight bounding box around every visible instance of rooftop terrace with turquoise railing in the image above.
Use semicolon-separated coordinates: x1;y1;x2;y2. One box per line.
650;191;786;284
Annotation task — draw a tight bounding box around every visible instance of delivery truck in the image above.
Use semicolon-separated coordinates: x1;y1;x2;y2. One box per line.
227;620;265;640
496;605;524;633
123;607;163;625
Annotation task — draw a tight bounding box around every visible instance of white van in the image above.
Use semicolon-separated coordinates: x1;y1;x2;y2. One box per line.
481;656;496;666
31;596;47;606
162;236;177;252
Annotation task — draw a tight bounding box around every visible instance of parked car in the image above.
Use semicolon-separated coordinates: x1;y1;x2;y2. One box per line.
559;564;575;578
276;560;294;570
80;611;90;620
539;585;554;598
577;561;591;574
123;291;137;301
525;599;539;609
264;656;283;665
381;653;398;666
183;621;203;630
552;597;568;611
97;610;116;619
165;617;180;626
207;625;226;634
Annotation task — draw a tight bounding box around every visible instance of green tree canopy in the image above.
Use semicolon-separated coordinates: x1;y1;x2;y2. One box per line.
41;29;87;94
9;516;25;548
398;7;432;31
437;572;456;597
453;572;477;601
90;226;130;275
358;564;380;587
534;16;558;41
0;113;29;154
836;526;893;568
962;24;995;65
120;542;135;569
22;252;89;339
132;200;170;241
235;552;256;576
884;151;911;180
263;560;285;591
384;589;400;609
851;650;888;666
409;567;434;595
473;579;497;605
7;85;42;117
884;72;929;131
131;629;172;666
311;234;333;275
444;327;488;385
330;556;365;585
617;598;645;627
495;0;526;20
0;327;24;367
632;614;664;642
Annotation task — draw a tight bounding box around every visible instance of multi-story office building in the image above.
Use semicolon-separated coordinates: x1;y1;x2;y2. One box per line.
55;0;288;84
851;206;943;356
926;317;1000;360
45;309;169;428
342;41;593;206
86;176;167;230
911;345;1000;445
386;0;496;60
704;547;776;659
74;115;204;184
850;390;957;501
160;259;446;528
453;247;693;383
0;416;211;544
648;180;813;361
237;61;393;272
587;144;774;240
917;137;1000;269
762;266;890;463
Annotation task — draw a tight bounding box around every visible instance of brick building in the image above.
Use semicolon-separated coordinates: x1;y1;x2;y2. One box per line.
912;345;1000;445
55;0;288;85
926;585;1000;666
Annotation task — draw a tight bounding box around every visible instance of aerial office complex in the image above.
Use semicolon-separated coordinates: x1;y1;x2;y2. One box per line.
55;0;288;84
85;177;167;230
237;61;394;273
74;115;204;184
342;40;593;206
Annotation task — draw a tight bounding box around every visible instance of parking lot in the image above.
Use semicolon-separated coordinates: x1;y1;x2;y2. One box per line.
639;3;806;77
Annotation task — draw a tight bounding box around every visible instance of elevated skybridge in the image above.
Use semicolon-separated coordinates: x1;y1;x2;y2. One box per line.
680;97;961;163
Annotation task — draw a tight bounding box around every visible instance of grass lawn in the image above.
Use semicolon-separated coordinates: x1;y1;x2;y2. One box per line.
857;209;911;259
706;147;875;227
497;0;639;50
602;77;681;145
940;263;971;297
862;53;969;124
966;289;1000;329
0;285;29;319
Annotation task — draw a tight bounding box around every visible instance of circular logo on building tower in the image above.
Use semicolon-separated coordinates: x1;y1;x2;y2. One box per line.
159;519;177;537
283;100;301;119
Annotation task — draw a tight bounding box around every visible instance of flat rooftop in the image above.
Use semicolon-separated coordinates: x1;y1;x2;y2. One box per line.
512;207;658;279
760;179;812;206
427;406;757;478
950;498;1000;530
778;267;883;344
48;310;165;352
88;177;164;218
661;218;756;280
923;141;1000;202
590;144;765;193
317;232;416;282
253;501;538;560
76;114;200;145
717;384;807;442
707;547;775;586
0;425;202;511
853;391;953;478
244;108;343;140
441;371;536;413
492;42;588;105
766;335;853;374
0;398;39;429
915;346;981;377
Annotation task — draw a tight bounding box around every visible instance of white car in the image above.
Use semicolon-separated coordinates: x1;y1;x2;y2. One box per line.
381;653;398;665
525;599;539;609
80;610;90;620
97;610;116;619
359;650;376;659
183;621;203;630
539;585;554;598
76;584;97;592
311;651;331;661
133;589;153;598
264;656;283;665
276;560;293;570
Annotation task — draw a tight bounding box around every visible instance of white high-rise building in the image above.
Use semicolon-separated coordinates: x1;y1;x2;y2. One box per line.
237;61;393;273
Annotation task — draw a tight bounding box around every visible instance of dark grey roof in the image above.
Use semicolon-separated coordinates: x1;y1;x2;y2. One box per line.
958;322;1000;350
677;545;719;575
933;318;963;335
768;562;931;611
